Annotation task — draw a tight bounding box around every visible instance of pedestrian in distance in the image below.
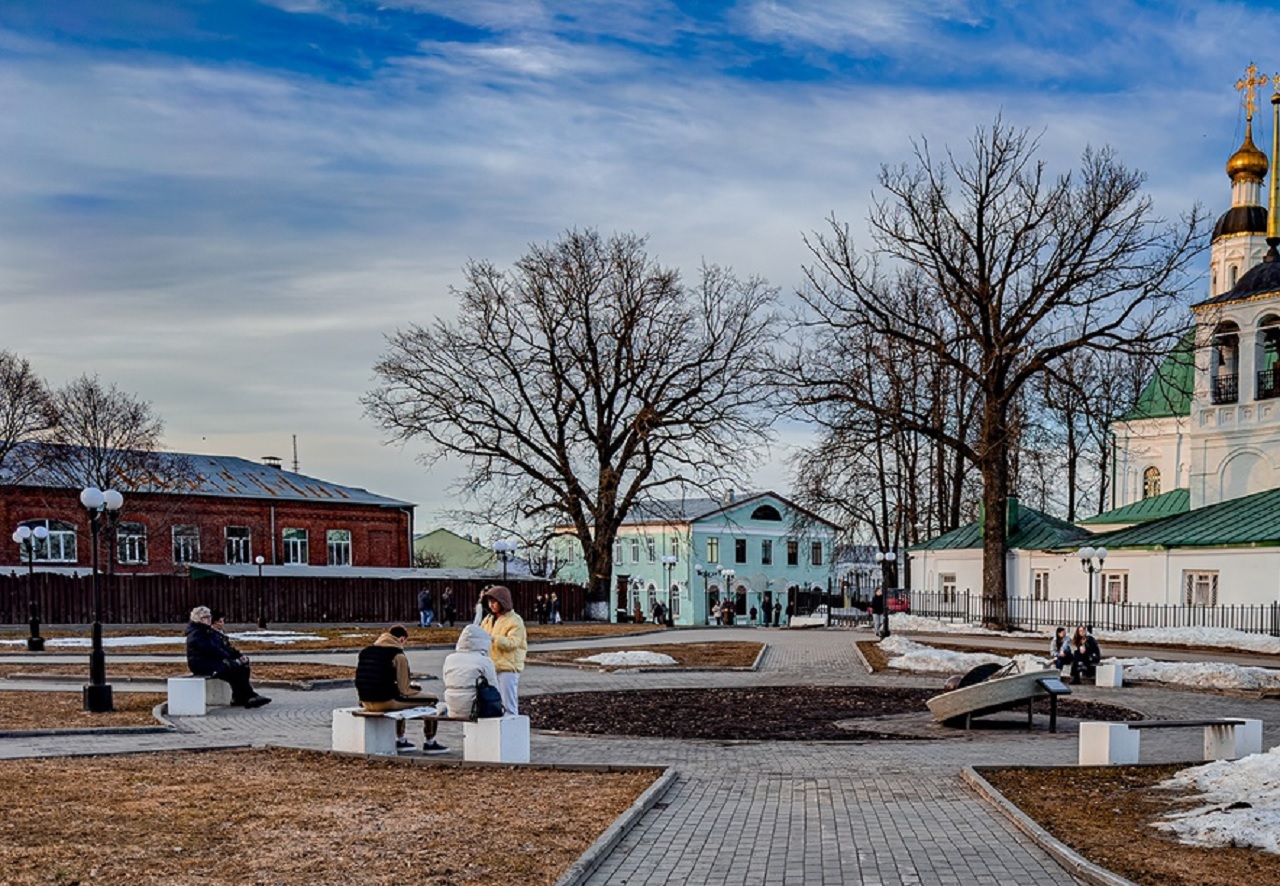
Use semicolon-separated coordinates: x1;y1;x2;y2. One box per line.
870;588;887;637
442;586;457;628
417;587;434;628
773;601;781;627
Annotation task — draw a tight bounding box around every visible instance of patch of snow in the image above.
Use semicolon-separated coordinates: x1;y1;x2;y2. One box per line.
1;630;327;648
1152;747;1280;856
575;650;678;667
1111;658;1280;692
1094;626;1280;656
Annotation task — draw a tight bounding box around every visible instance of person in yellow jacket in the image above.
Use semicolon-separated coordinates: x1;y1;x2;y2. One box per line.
479;585;527;716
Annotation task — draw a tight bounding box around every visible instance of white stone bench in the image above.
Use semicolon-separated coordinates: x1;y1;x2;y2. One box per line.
1095;663;1124;688
1079;718;1263;766
166;675;233;716
331;707;531;762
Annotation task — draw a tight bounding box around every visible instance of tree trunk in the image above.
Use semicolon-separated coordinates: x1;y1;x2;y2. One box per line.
980;399;1010;629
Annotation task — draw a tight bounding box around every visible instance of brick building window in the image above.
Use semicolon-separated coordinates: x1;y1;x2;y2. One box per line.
283;528;308;565
116;522;148;565
327;529;351;566
20;519;77;562
225;527;251;564
172;526;200;564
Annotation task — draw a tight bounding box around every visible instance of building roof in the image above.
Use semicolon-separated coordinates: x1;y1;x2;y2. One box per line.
1081;486;1280;550
1077;488;1190;526
1119;330;1195;421
2;444;412;509
188;564;514;581
911;503;1093;552
1194;245;1280;309
623;490;839;530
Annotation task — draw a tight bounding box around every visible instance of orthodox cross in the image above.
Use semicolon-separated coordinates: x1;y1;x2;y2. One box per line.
1236;62;1269;121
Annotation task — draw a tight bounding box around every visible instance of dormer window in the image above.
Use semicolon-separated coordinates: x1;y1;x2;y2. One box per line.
1142;467;1161;499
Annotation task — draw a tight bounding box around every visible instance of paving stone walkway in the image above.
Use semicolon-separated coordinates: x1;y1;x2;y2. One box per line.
4;626;1279;885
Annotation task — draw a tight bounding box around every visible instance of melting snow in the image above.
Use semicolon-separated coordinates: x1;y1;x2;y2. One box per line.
575;650;678;667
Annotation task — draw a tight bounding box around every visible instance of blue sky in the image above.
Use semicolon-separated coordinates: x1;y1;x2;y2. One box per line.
2;0;1276;532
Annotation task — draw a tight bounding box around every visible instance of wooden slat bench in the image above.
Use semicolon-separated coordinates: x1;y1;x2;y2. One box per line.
1079;717;1263;766
331;706;530;762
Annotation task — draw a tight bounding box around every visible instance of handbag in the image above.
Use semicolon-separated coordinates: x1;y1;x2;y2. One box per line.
471;675;504;720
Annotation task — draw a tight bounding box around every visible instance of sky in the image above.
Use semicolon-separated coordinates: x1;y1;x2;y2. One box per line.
3;1;1280;535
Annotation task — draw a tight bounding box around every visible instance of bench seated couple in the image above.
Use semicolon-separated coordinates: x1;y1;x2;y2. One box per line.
1049;626;1102;685
355;623;500;754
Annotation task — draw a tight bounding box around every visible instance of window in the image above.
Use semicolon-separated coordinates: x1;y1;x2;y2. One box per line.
116;522;148;565
1183;571;1218;607
1032;569;1049;601
706;537;719;564
282;528;308;565
734;538;747;564
750;504;782;521
761;539;773;566
646;537;656;563
1142;467;1161;500
225;527;251;564
630;537;640;564
670;537;680;562
327;529;351;566
614;539;624;563
670;587;682;618
786;540;798;566
940;573;957;603
1101;571;1129;604
19;519;77;562
172;526;200;564
810;541;823;566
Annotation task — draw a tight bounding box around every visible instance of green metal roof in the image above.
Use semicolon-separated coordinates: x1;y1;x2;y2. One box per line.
1083;486;1280;549
912;503;1093;551
1120;330;1195;421
1077;488;1190;525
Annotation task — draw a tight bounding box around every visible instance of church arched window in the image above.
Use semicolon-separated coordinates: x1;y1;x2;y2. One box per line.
1142;466;1161;499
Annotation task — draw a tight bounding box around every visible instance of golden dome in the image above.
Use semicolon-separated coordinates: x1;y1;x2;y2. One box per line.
1227;121;1269;181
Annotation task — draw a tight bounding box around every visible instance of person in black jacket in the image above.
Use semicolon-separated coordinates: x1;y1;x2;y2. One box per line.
1069;625;1102;684
356;624;446;754
185;606;270;708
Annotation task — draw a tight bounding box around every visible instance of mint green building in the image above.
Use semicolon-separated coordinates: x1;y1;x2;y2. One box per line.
555;492;838;625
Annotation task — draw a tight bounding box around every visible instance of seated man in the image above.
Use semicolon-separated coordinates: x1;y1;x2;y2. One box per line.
356;624;447;754
185;606;270;708
1069;625;1102;685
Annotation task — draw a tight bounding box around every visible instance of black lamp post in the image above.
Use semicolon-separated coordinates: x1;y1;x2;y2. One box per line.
255;555;267;629
493;539;515;583
1078;545;1107;630
661;554;677;626
695;564;716;625
721;568;736;624
877;550;896;638
12;524;49;651
80;486;123;713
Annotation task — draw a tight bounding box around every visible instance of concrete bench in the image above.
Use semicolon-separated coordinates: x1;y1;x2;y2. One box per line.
331;706;530;762
1095;663;1124;688
166;675;233;716
1079;718;1263;766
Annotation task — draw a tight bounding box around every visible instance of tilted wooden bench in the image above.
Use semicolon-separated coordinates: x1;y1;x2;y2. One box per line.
1079;718;1263;766
166;675;232;716
331;706;530;762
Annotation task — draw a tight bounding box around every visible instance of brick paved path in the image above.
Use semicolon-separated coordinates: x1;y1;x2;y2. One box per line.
4;627;1280;884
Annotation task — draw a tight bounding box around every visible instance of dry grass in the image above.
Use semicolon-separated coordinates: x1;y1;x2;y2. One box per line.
0;747;659;885
0;691;165;730
0;662;353;684
527;641;763;670
982;764;1280;885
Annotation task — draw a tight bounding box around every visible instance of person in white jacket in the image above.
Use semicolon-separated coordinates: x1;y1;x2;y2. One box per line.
441;623;500;718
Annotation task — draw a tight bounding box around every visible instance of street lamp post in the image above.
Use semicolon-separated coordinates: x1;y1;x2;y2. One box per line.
877;550;896;638
1078;546;1108;630
12;524;49;651
694;564;717;625
255;555;267;629
493;539;516;583
661;554;677;627
721;568;736;625
80;486;123;713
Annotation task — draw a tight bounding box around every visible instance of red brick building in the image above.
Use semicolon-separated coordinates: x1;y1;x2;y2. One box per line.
2;450;414;574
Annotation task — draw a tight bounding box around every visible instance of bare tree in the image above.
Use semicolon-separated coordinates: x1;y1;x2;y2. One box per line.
0;351;56;482
788;119;1203;624
364;229;778;609
47;374;173;490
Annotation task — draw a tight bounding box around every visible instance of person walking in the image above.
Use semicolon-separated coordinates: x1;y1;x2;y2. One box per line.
355;624;446;753
870;588;887;637
479;585;527;716
773;601;781;627
442;586;457;628
417;588;434;628
549;592;560;625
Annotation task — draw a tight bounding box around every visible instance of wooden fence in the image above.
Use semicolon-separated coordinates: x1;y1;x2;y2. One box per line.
0;573;587;627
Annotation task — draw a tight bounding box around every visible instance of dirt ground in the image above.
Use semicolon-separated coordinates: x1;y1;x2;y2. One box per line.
983;765;1280;885
0;747;658;886
0;661;354;684
526;641;763;670
0;690;165;730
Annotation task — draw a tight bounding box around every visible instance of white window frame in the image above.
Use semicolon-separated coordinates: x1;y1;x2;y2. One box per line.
614;539;624;564
172;525;200;565
1101;571;1129;604
706;537;719;564
283;528;308;565
670;537;680;562
20;519;77;563
1032;569;1049;602
116;521;148;565
1183;570;1218;607
810;541;823;566
630;537;640;564
225;526;251;565
327;529;351;566
940;573;957;603
646;537;657;563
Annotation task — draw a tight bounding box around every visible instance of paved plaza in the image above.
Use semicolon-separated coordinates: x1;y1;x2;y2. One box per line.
3;627;1279;885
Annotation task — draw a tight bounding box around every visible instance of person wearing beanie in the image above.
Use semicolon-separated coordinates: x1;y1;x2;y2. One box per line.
355;624;446;753
479;585;527;716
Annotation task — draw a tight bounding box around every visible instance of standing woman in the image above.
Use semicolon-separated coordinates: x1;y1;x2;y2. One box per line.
480;585;527;716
